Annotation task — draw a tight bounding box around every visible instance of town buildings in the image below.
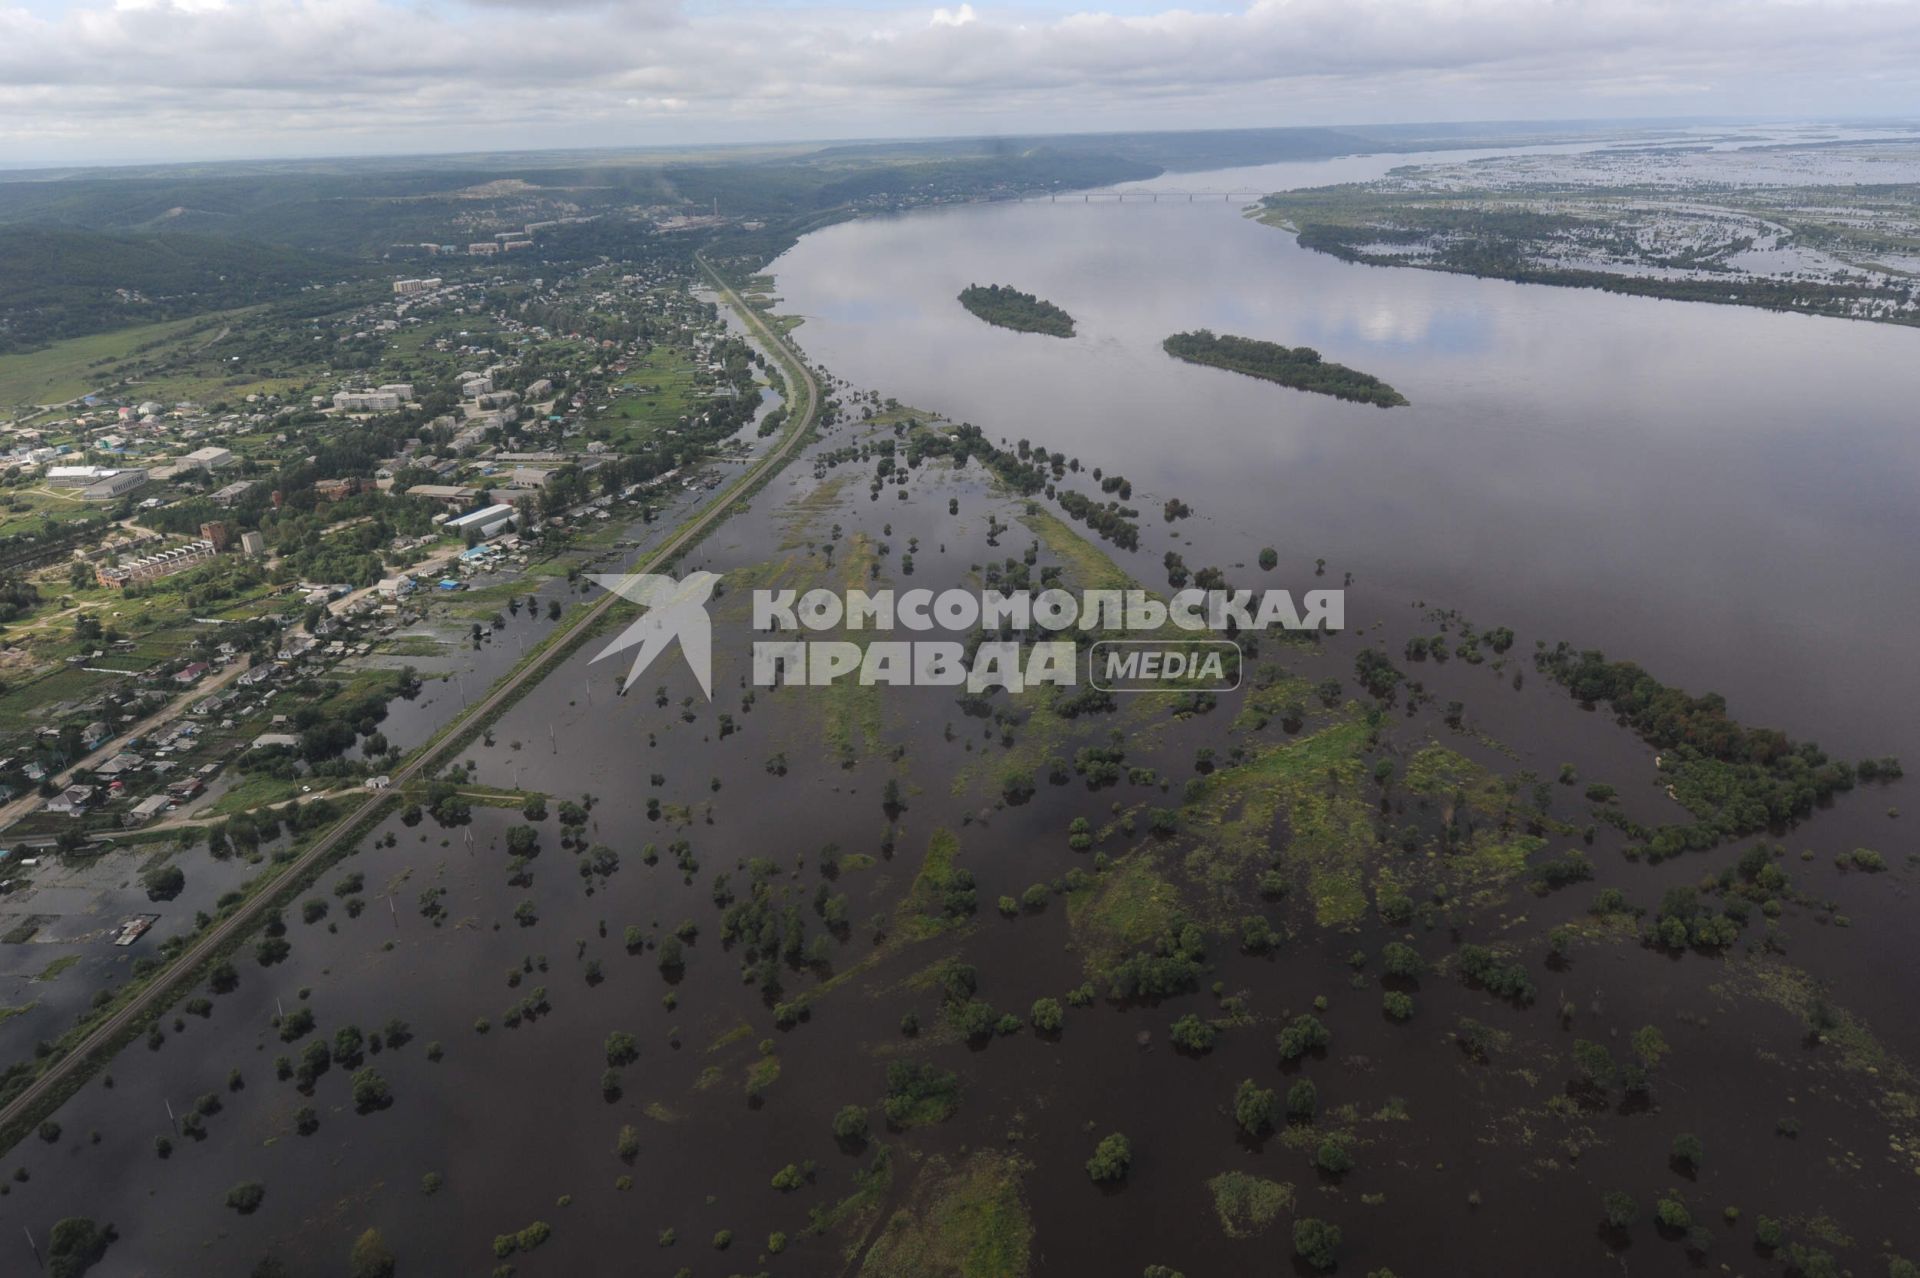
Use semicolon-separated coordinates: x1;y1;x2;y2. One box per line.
96;539;217;588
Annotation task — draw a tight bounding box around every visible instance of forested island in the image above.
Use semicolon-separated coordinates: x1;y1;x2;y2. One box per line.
1163;329;1407;406
958;283;1076;337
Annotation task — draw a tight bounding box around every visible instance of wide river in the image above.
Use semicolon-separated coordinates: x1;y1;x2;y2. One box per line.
765;144;1920;764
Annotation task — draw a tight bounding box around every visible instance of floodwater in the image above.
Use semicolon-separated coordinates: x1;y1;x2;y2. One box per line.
3;134;1918;1277
766;145;1920;766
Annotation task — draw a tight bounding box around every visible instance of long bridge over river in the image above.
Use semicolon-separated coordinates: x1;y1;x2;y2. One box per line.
1011;189;1271;203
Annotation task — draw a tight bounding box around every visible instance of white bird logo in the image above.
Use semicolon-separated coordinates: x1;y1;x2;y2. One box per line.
588;571;721;699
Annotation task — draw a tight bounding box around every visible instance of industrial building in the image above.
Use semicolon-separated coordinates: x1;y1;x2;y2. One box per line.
503;466;554;490
407;483;481;508
446;503;516;540
181;446;234;471
47;464;133;488
76;469;149;501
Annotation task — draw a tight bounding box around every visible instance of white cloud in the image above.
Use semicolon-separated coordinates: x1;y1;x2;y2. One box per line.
0;0;1916;162
112;0;230;12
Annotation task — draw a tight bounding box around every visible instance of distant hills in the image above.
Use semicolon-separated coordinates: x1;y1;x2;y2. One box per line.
0;123;1576;249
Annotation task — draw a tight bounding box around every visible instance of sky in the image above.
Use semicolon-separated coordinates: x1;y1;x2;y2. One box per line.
1;0;1917;165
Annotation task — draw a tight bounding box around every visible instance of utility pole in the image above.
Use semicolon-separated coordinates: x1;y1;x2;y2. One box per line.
23;1225;38;1270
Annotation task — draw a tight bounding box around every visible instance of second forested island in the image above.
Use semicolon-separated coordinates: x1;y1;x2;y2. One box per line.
958;283;1076;337
1163;329;1408;407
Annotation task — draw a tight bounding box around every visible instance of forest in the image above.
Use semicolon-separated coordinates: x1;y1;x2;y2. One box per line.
0;226;341;354
1161;329;1408;407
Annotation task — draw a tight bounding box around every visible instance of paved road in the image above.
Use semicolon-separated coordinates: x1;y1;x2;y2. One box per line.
0;259;820;1146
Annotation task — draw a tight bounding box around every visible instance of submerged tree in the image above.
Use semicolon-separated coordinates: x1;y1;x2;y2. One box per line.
1085;1132;1131;1182
1293;1217;1342;1271
348;1229;396;1278
1233;1078;1278;1136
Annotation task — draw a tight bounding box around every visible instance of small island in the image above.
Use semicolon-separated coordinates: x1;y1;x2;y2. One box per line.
1163;329;1407;407
958;284;1075;337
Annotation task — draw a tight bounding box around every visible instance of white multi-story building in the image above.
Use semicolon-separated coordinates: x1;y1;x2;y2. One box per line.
334;390;403;413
